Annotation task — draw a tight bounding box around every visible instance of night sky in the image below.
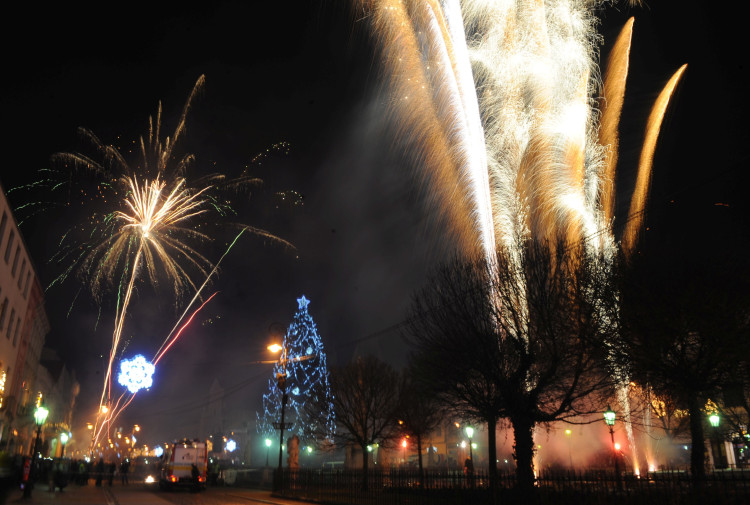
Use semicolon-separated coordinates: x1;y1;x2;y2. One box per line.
1;0;747;451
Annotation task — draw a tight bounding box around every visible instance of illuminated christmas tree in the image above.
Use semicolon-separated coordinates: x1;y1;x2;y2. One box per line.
257;295;335;445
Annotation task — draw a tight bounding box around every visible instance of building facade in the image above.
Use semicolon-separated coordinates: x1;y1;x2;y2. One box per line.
0;182;51;454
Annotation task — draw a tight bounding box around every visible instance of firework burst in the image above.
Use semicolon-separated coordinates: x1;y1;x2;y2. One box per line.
357;0;686;475
13;75;294;451
358;0;684;261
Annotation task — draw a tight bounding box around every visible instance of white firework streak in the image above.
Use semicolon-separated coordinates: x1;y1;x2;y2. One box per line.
359;0;686;475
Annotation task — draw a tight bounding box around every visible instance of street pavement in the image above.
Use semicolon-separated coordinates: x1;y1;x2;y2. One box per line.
2;482;319;505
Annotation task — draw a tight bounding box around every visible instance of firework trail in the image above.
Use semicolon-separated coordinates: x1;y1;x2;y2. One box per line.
153;291;219;365
92;290;219;450
12;75;294;450
91;228;254;450
358;0;685;473
360;0;684;259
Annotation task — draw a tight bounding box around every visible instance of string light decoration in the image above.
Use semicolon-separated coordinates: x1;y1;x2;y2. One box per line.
117;355;155;393
257;296;335;444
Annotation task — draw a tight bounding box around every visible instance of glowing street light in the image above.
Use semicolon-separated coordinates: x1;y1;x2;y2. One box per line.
603;405;622;490
60;432;70;458
268;343;283;353
265;438;272;467
465;426;474;462
708;412;724;469
23;404;49;499
709;413;720;428
268;338;289;481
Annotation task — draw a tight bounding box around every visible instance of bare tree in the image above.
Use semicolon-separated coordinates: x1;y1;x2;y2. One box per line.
308;355;401;490
615;244;750;485
407;240;616;492
397;365;444;487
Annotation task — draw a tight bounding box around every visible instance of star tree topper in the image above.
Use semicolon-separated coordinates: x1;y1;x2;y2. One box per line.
298;295;310;311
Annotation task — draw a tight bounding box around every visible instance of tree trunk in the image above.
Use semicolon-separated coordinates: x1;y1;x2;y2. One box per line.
511;416;536;492
416;434;424;489
687;396;706;488
361;443;369;491
487;415;498;491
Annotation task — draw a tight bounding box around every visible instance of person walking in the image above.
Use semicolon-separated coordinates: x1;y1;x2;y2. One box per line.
95;458;104;487
120;459;130;485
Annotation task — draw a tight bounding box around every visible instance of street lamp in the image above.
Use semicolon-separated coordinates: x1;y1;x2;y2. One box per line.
603;405;622;490
565;429;573;468
708;412;723;469
709;413;720;428
268;341;288;476
465;426;474;462
23;404;49;498
265;438;272;467
60;432;69;458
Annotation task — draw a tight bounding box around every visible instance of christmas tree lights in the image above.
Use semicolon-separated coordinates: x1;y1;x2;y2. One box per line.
257;296;335;444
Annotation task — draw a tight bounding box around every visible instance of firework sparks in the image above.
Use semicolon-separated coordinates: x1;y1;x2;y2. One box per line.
95;175;215;428
359;0;684;259
13;75;294;452
358;0;686;474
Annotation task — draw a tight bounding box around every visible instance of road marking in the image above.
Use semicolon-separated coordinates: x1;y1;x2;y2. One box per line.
104;487;119;505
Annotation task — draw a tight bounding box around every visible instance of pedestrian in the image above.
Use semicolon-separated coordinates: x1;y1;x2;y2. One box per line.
107;462;115;486
464;457;475;488
95;458;104;487
120;459;130;485
77;460;87;485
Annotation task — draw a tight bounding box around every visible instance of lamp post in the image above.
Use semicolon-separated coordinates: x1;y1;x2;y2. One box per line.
565;429;573;468
265;438;272;467
23;404;49;499
268;341;289;483
604;405;622;490
708;412;723;470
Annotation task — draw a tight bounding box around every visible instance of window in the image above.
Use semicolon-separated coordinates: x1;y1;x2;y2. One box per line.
23;272;31;298
0;299;8;331
6;308;15;339
4;231;14;263
0;212;7;250
18;259;26;288
11;246;20;276
12;315;21;346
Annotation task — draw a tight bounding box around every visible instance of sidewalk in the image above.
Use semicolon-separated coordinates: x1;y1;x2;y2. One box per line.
2;483;111;505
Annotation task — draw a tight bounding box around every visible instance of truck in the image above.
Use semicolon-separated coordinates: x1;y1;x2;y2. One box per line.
159;439;207;491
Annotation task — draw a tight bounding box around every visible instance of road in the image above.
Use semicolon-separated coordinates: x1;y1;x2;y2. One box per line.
2;483;317;505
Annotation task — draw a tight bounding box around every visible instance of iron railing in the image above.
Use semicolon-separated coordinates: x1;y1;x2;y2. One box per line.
274;467;750;505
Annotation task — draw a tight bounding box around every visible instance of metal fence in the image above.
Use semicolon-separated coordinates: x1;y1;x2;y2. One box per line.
274;467;750;505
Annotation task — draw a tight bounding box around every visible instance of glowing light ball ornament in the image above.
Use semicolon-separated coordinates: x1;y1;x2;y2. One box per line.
118;355;155;393
226;439;237;452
